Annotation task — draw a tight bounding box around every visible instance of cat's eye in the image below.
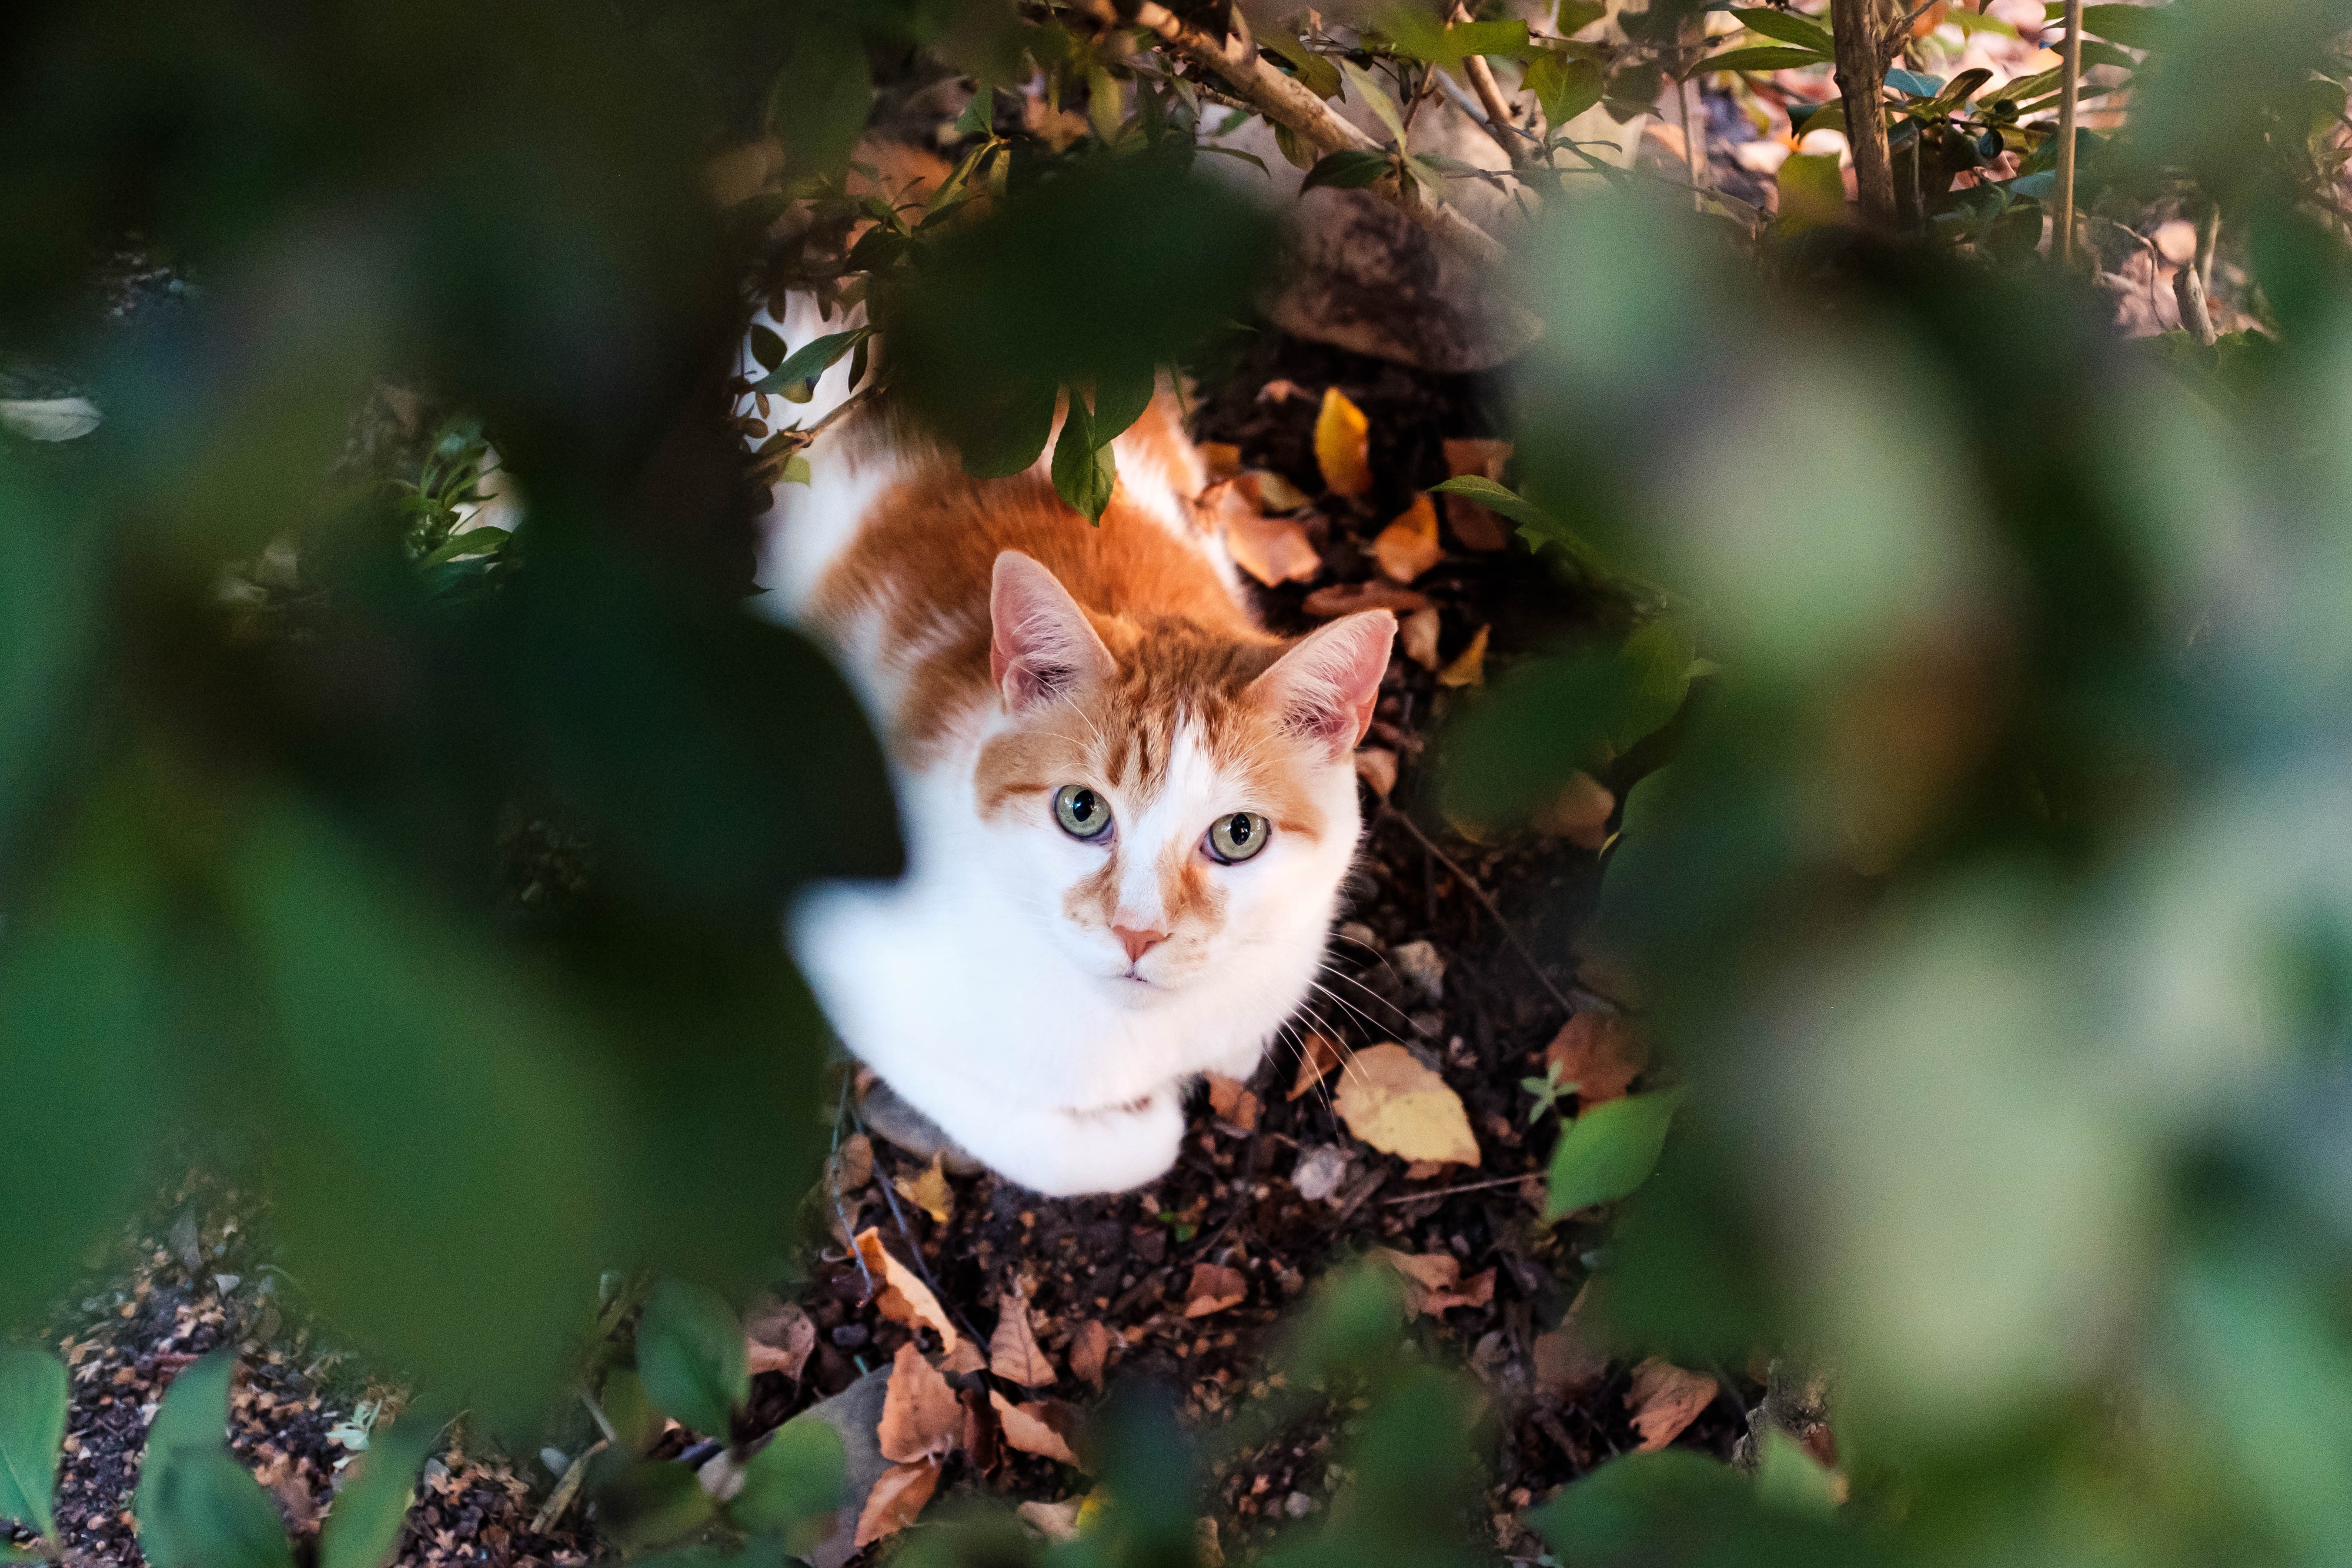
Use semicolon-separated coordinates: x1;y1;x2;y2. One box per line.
1054;784;1114;841
1205;812;1271;864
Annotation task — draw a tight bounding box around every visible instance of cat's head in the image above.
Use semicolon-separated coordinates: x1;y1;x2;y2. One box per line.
972;550;1392;1003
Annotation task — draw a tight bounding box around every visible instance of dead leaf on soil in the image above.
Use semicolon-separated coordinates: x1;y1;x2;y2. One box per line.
943;1338;987;1375
828;1132;874;1197
1068;1321;1114;1389
1302;581;1428;618
1288;1032;1346;1101
1225;512;1321;587
854;1459;941;1548
1198;441;1244;479
1314;388;1373;498
1531;771;1616;850
1372;495;1444;584
1542;1013;1650;1108
961;1385;1003;1474
1441;439;1515;551
877;1342;963;1464
853;1228;961;1351
1332;1043;1481;1166
991;1391;1085;1467
1205;1073;1260;1132
1182;1263;1248;1318
1626;1358;1719;1452
1258;378;1308;404
1400;606;1442;670
1353;747;1398;800
1018;1498;1084;1542
1437;624;1489;687
1252;470;1313;512
1530;1285;1609;1397
743;1296;816;1380
989;1280;1057;1388
1370;1248;1496;1319
895;1154;954;1225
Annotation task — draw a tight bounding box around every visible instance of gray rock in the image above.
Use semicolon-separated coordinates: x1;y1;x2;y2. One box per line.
794;1365;893;1568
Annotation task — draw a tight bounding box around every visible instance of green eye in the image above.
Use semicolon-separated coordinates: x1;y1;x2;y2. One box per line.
1054;785;1113;841
1206;812;1270;864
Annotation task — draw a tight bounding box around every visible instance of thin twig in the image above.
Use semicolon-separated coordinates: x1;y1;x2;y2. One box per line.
1880;0;1943;66
1380;1170;1545;1206
2055;0;2085;267
1378;805;1605;1019
1451;1;1535;170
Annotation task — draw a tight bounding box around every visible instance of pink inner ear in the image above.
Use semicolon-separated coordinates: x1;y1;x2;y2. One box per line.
990;551;1115;711
1251;611;1395;758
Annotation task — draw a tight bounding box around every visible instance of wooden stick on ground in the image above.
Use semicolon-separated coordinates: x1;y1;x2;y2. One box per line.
2055;0;2085;266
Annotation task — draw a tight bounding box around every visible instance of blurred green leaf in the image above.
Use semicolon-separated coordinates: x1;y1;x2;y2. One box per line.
637;1278;750;1438
1301;149;1396;192
1260;28;1342;99
316;1416;437;1568
0;1349;65;1539
596;1458;717;1551
767;24;873;175
133;1355;295;1568
1690;45;1832;78
727;1412;846;1543
1558;1;1608;33
1526;52;1606;127
1546;1087;1685;1220
1730;7;1835;55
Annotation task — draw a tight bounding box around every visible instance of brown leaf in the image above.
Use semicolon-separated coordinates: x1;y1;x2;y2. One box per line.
1288;1032;1345;1101
1399;606;1442;670
1437;624;1489;687
853;1228;961;1351
1182;1263;1248;1318
1530;1284;1609;1397
853;1459;940;1548
1225;513;1322;587
943;1338;988;1376
1068;1321;1114;1389
1542;1014;1650;1108
743;1297;815;1381
1372;496;1444;584
895;1154;954;1225
1252;470;1314;513
828;1132;874;1196
1257;378;1308;404
1205;1074;1259;1132
988;1281;1057;1388
1370;1248;1496;1319
1531;772;1616;851
1441;439;1515;551
877;1343;963;1464
1314;388;1373;498
1332;1043;1481;1166
1625;1359;1718;1452
990;1392;1085;1467
1302;581;1428;619
1352;747;1398;800
961;1385;1002;1473
1198;441;1244;479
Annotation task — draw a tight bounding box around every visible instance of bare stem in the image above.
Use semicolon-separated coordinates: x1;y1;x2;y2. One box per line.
2056;0;2084;267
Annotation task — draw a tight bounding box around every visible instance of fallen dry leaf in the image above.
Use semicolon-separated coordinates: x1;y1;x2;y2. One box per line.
1441;439;1515;551
1314;387;1373;498
1437;624;1489;687
1182;1263;1248;1318
854;1459;941;1548
1017;1498;1084;1542
1626;1358;1719;1452
743;1297;815;1380
1258;378;1308;404
1332;1043;1481;1166
1531;771;1616;850
1542;1012;1650;1108
1198;441;1244;479
1252;470;1313;513
877;1342;963;1464
989;1281;1057;1389
828;1132;874;1196
1370;1248;1496;1319
1353;746;1398;800
853;1228;961;1351
1531;1284;1609;1397
1205;1073;1259;1132
1288;1032;1345;1101
961;1384;1003;1475
1068;1320;1114;1389
1372;496;1444;584
896;1154;954;1225
1302;581;1429;618
1225;512;1321;587
991;1392;1085;1467
1400;606;1442;670
943;1338;988;1375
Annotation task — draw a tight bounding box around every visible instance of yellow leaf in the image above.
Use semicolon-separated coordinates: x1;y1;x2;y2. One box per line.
1314;387;1372;498
894;1154;954;1224
1331;1043;1481;1165
1372;495;1443;583
1437;624;1489;687
1399;606;1442;670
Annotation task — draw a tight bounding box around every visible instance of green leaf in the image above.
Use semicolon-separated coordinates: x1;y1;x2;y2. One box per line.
317;1417;437;1568
1271;120;1316;170
133;1354;296;1568
1688;44;1829;78
2065;2;2176;51
1525;52;1605;127
780;453;813;486
726;1414;846;1547
1556;1;1606;32
419;526;509;569
595;1460;717;1552
1729;6;1834;54
1545;1088;1685;1221
749;330;865;396
1885;66;1943;98
747;326;785;373
1301;149;1396;191
0;1349;66;1539
1051;390;1117;525
1091;365;1156;446
1259;28;1342;99
766;29;873;175
636;1279;749;1439
960;380;1059;480
1197;143;1272;176
1341;59;1409;148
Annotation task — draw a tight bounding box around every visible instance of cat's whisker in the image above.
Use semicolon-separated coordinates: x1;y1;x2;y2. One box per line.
1315;961;1416;1029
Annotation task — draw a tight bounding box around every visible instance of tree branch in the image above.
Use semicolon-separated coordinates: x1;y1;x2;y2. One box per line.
1832;0;1898;230
2054;0;2085;267
1451;1;1534;170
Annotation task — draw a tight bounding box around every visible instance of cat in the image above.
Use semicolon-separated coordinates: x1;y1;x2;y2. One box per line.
753;301;1392;1196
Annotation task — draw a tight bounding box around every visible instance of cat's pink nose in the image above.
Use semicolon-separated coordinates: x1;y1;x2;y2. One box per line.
1113;925;1168;962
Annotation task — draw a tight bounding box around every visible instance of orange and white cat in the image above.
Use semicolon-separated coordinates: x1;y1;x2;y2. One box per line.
753;302;1391;1195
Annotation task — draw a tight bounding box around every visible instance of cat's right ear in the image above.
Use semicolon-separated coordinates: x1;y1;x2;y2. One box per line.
990;551;1115;713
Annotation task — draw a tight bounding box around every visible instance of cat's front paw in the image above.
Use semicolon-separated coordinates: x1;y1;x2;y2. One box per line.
1004;1091;1184;1196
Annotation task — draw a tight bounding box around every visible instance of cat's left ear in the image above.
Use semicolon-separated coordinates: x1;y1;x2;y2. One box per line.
1248;611;1395;761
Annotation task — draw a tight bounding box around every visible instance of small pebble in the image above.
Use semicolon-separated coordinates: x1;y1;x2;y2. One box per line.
1390;940;1445;1004
1291;1145;1352;1203
1285;1491;1315;1517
